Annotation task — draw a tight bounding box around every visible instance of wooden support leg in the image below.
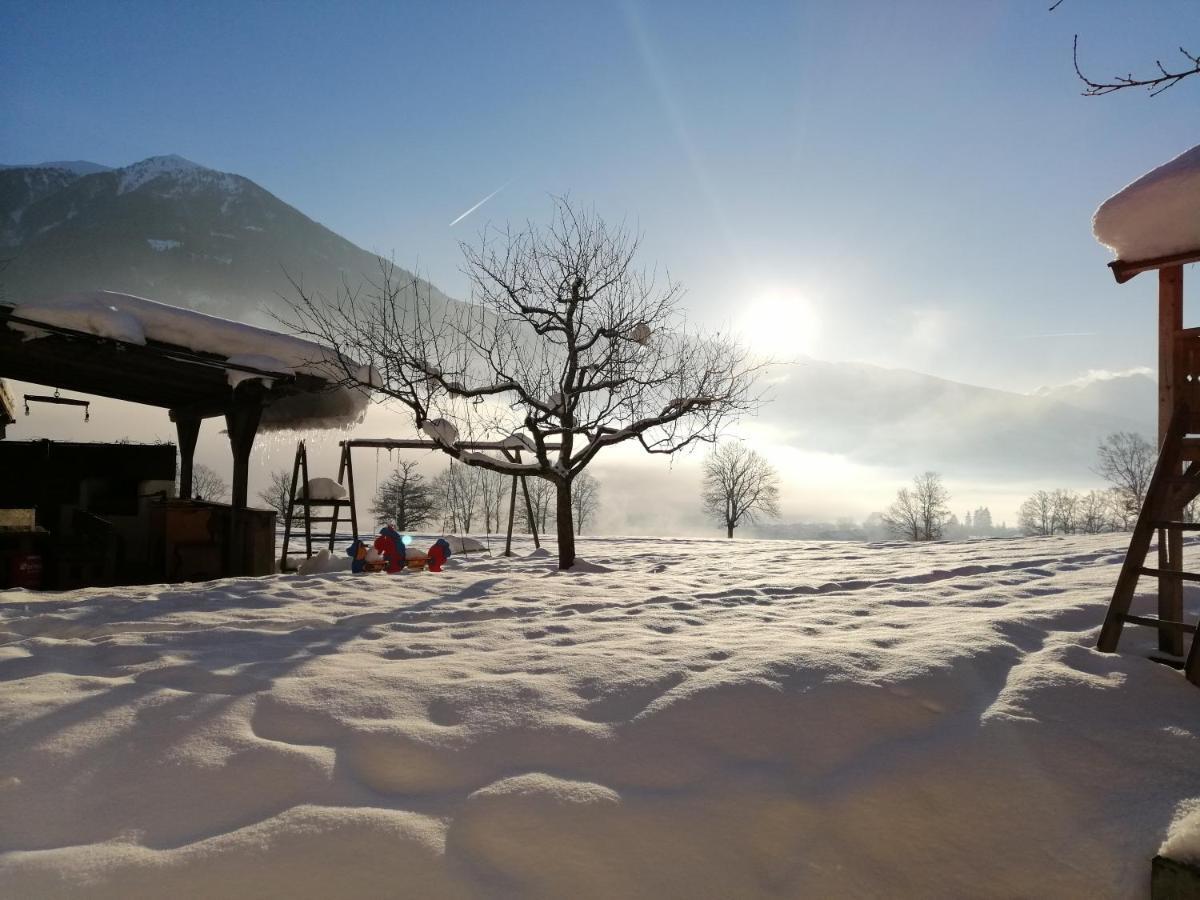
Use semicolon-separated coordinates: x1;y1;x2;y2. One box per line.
1186;627;1200;686
338;442;360;542
171;411;201;500
521;476;540;549
225;394;263;577
1099;407;1187;652
280;442;303;572
1160;524;1186;656
504;474;517;557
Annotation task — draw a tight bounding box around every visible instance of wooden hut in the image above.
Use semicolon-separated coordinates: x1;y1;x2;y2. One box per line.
0;291;372;580
1093;144;1200;684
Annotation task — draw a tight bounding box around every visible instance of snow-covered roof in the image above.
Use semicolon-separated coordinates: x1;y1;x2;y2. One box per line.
1093;143;1200;270
3;291;373;430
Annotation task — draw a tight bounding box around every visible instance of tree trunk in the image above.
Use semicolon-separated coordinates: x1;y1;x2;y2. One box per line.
727;523;734;539
556;481;576;569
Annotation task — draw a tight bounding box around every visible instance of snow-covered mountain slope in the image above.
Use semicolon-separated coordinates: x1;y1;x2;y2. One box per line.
0;535;1196;897
0;155;448;322
0;160;112;177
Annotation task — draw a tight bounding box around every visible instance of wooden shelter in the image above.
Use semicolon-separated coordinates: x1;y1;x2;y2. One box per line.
0;293;368;577
1093;145;1200;685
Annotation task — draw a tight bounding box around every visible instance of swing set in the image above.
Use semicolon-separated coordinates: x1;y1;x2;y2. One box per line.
279;437;558;571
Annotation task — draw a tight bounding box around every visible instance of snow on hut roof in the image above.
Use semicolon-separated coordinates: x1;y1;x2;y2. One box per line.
1093;143;1200;267
4;291;373;430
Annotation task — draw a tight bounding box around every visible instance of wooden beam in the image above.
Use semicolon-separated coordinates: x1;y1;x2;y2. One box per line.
1159;266;1184;446
1110;248;1200;284
1158;266;1185;653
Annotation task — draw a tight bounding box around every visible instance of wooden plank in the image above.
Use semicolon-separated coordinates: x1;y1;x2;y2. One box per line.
1151;521;1200;531
1122;614;1197;634
1138;567;1200;583
1110;248;1200;283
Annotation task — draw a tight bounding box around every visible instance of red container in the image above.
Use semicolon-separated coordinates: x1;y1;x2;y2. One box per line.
10;553;43;589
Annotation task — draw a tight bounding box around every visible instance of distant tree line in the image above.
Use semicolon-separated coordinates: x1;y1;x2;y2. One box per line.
1015;431;1190;536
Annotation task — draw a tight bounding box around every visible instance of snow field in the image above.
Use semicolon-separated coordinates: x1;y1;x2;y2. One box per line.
0;534;1198;898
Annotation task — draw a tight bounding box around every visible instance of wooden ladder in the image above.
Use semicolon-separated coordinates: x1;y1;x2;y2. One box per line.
1098;407;1200;685
279;441;357;572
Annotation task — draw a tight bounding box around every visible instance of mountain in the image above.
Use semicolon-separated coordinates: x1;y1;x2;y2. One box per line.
0;154;445;323
0;153;1157;488
0;160;113;176
765;359;1155;482
1031;368;1156;424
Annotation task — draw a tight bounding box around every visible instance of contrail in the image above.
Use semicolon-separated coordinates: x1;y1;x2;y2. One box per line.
1021;331;1097;339
449;180;511;227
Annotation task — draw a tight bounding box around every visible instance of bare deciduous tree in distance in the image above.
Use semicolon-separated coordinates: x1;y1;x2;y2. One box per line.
289;198;764;568
256;469;293;518
883;472;950;542
519;476;555;535
372;460;438;532
571;471;601;536
1019;490;1056;537
701;442;781;539
477;467;510;535
1095;432;1154;525
432;462;481;533
190;464;228;503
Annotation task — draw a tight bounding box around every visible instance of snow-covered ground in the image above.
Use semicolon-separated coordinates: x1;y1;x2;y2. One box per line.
1;534;1198;898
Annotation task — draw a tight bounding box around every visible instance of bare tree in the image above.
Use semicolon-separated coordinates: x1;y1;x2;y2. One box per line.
1019;491;1052;536
1078;489;1113;534
519;476;555;534
372;460;438;531
1072;34;1200;97
288;198;763;568
1095;432;1154;524
1051;488;1080;535
191;464;228;502
1049;3;1198;97
1019;490;1056;537
256;468;293;517
701;442;781;538
571;471;601;535
477;467;511;534
883;472;950;542
1106;487;1135;532
432;461;481;533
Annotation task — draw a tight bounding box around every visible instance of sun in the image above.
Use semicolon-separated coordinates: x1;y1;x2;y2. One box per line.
735;289;821;360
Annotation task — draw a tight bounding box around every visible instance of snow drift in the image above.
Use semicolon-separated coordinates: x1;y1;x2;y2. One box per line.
1;534;1198;897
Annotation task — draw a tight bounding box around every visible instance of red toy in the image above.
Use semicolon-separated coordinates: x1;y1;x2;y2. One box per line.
373;526;405;574
426;537;451;572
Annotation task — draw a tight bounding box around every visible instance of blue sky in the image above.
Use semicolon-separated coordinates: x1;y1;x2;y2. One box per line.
4;0;1198;391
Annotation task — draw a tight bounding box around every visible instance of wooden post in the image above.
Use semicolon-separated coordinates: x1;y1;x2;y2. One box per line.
1159;266;1184;444
338;442;360;541
225;390;263;577
1159;266;1185;654
280;442;303;572
170;411;201;500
